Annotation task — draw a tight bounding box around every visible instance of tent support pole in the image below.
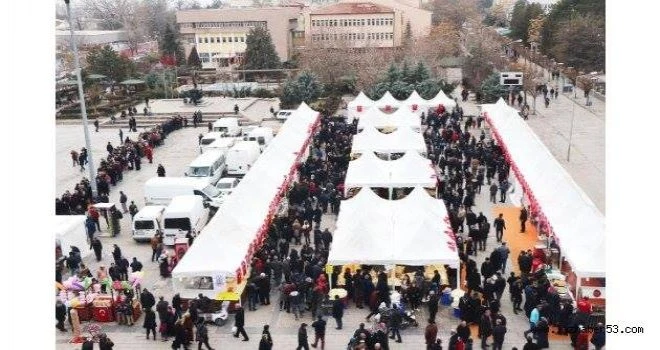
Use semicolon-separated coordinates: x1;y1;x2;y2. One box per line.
576;275;582;300
455;263;460;290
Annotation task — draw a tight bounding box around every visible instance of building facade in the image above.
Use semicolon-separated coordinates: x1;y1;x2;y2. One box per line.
308;3;396;48
340;0;432;39
176;7;302;69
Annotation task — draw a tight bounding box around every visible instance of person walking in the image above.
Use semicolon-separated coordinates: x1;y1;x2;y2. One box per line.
119;191;128;213
90;237;103;262
259;334;273;350
233;305;249;341
297;323;310;350
144;308;157;340
119;129;124;143
311;315;326;349
151;233;162;262
427;290;439;322
129;201;138;219
98;333;115;350
157;164;166;177
492;318;506;350
489;183;498;204
496;242;510;273
389;305;403;343
498;180;509;203
196;319;214;350
494;214;506;243
519;207;528;233
94;119;100;132
331;295;344;330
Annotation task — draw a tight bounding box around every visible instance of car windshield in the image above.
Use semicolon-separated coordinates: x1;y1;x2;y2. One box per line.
202;184;221;197
188;166;210;177
257;137;265;145
216;182;233;189
200;138;215;145
134;220;154;230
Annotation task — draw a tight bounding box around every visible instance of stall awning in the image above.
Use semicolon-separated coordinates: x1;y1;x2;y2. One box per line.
481;98;605;278
344;151;436;190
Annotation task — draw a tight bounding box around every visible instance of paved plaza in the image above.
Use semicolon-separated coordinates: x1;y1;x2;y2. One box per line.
55;97;582;349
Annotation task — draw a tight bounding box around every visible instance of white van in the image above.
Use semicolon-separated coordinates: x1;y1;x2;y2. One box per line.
144;177;224;208
132;205;166;242
205;137;236;154
199;132;224;153
243;127;274;152
225;140;261;176
162;195;209;245
185;150;227;185
212;117;241;136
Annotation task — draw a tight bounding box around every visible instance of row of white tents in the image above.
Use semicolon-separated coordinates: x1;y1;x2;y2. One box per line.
348;90;457;120
481;99;605;283
172;103;320;298
328;91;460;283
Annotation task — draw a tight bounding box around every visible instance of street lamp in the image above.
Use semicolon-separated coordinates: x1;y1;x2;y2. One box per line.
65;0;97;197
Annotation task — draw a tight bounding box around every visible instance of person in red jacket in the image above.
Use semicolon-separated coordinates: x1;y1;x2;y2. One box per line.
576;297;592;315
88;205;101;231
144;145;153;164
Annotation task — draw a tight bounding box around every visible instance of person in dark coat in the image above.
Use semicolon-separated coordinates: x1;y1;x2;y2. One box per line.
90;238;103;262
157;164;166;177
492;318;506;350
522;335;538;350
160;257;171;278
259;334;273;350
144;308;157;340
456;320;470;341
311;315;326;349
534;317;550;349
172;320;189;350
297;323;309;350
196;319;214;350
98;333;115;350
141;289;156;310
233;306;249;341
56;300;67;332
519;207;528;233
331;295;344;329
81;338;94;350
172;293;182;318
478;309;493;349
590;323;605;350
427;290;439;322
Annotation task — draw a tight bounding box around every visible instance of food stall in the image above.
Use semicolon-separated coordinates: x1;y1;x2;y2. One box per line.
55;215;92;261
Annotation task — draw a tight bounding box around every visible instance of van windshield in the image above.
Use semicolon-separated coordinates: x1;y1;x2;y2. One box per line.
188;166;210;177
200;138;216;145
134;220;155;230
164;218;191;232
215;127;228;133
257;136;265;145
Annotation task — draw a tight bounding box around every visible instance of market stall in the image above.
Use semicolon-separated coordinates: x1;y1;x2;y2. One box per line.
357;106;421;131
351;126;427;156
327;187;459;288
481;98;605;306
172;103;321;301
373;91;401;111
347;91;376;121
427;90;457;109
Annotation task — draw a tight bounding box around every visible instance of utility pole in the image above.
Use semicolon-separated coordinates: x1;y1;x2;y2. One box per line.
65;0;97;197
567;100;576;162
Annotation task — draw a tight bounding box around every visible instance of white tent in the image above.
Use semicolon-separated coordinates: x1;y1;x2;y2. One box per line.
357;106;421;131
328;187;459;268
344;151;436;191
351;126;427;155
347;91;375;112
482;98;605;279
373;91;401;109
172;103;320;289
401;90;429;112
428;90;457;109
55;215;92;259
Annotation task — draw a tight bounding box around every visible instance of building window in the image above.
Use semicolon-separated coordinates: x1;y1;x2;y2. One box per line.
228;37;232;42
198;37;203;43
240;36;245;42
216;37;221;42
210;37;214;43
188;38;195;44
204;37;208;43
360;19;365;26
222;37;227;43
199;52;210;63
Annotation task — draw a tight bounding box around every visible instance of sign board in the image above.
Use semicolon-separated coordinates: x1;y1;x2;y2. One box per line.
500;72;523;86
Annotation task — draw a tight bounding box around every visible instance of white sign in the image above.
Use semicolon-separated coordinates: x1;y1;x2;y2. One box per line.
500;72;523;86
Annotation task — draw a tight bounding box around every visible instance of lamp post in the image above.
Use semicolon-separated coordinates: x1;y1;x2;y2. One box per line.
567;98;576;162
65;0;97;197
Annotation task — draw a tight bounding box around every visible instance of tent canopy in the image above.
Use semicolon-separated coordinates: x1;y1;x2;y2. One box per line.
344;150;436;190
428;90;457;109
328;187;459;267
482;98;605;278
55;215;92;259
373;91;401;109
347;91;375;110
357;106;421;130
173;103;320;278
351;126;426;155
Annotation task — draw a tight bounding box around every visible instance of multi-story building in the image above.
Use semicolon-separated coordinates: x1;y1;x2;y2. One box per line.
176;7;303;69
305;0;431;48
307;3;397;48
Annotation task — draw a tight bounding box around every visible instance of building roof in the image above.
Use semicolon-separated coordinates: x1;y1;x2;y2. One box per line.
312;2;394;15
176;7;301;22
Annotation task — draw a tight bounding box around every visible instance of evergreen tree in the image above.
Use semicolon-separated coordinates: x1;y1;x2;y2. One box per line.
159;25;185;66
187;46;202;69
404;21;413;41
478;73;507;103
412;62;430;84
243;26;282;70
85;45;135;82
385;63;401;84
401;61;413;84
280;71;324;108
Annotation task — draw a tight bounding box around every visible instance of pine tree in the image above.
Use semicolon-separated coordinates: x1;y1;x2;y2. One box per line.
404;21;413;41
401;61;413;84
243;26;281;70
187;46;202;69
412;62;430;84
